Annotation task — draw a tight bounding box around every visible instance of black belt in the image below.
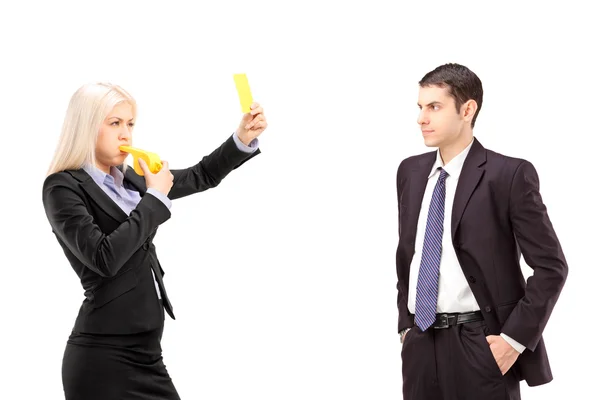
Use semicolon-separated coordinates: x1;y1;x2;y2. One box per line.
432;311;483;329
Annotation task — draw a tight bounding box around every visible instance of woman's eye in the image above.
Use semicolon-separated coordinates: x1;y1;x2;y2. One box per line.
111;121;119;126
128;122;135;127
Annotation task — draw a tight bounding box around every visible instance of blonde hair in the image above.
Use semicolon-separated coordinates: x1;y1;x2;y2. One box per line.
46;83;137;176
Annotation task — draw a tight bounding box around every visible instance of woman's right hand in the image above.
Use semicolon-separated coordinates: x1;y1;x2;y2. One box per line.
138;159;174;196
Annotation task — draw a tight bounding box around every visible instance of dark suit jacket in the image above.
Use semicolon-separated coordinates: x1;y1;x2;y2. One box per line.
43;136;259;335
395;137;568;386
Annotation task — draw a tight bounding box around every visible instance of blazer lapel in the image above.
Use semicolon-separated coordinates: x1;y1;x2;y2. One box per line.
406;152;436;247
66;169;128;222
451;137;487;240
120;165;147;195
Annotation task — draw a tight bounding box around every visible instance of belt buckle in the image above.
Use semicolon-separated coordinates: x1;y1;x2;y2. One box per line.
434;313;456;329
434;314;449;329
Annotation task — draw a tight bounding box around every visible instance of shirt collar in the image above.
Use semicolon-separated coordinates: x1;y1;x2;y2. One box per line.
428;138;475;179
83;163;125;187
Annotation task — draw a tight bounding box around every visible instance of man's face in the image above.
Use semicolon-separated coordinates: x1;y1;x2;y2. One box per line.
417;85;469;148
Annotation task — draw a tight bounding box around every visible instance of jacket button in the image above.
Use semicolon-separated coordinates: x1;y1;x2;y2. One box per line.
485;306;492;312
142;243;149;250
468;276;476;283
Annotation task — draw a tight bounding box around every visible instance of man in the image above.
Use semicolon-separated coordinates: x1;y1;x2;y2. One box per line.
395;63;568;399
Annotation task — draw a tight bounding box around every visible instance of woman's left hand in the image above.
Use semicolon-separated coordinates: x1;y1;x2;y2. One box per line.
236;103;267;146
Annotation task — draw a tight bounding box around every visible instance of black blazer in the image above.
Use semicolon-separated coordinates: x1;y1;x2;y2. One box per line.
43;136;259;335
396;137;568;386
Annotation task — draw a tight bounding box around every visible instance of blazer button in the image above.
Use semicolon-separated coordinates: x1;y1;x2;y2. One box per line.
485;306;492;312
142;243;149;250
468;276;476;283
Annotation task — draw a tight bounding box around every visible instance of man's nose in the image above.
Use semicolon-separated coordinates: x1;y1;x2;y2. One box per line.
417;110;428;125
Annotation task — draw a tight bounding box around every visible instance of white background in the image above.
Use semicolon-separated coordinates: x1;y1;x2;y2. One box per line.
1;0;598;398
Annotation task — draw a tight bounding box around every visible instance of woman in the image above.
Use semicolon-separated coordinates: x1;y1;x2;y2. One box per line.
42;82;267;399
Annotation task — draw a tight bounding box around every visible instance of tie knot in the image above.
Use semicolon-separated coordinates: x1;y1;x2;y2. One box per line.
438;168;448;180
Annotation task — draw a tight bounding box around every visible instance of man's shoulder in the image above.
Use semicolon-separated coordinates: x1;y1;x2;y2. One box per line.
484;147;534;172
481;146;542;191
397;150;436;174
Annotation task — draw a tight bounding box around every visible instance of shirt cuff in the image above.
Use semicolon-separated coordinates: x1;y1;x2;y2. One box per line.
146;188;172;209
232;132;259;153
399;327;411;343
500;333;526;354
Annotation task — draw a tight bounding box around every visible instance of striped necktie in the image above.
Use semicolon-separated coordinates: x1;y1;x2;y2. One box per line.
415;168;449;331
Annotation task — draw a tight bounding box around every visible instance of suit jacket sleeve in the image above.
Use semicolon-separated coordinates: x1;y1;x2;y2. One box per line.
501;160;568;351
396;160;413;332
42;174;172;278
168;135;260;200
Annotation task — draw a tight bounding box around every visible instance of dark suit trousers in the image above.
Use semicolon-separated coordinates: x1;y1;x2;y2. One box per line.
401;320;521;400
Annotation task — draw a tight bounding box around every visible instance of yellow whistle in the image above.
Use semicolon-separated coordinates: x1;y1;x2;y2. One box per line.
119;146;162;176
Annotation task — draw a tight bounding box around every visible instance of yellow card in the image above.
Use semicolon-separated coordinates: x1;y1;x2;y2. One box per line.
233;73;253;113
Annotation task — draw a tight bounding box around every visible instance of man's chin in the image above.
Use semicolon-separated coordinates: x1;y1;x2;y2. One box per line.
423;138;440;148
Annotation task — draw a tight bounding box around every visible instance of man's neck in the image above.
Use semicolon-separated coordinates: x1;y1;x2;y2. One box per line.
439;133;474;166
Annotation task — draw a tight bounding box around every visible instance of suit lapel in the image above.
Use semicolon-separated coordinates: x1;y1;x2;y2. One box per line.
66;165;148;223
406;152;436;247
405;137;487;248
67;169;128;222
451;138;487;240
120;165;147;195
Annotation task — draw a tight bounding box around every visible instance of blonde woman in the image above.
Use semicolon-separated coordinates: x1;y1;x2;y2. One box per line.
42;83;267;399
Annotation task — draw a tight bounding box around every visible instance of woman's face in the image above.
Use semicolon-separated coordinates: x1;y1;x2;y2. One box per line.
95;102;134;173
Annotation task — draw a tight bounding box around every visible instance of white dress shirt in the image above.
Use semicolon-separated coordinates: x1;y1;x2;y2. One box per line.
405;138;525;353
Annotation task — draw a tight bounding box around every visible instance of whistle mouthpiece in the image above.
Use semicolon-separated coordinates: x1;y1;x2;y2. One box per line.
119;145;162;176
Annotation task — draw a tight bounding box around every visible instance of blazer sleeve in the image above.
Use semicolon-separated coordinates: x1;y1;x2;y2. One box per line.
396;159;413;333
501;160;568;351
42;173;172;278
168;135;261;200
